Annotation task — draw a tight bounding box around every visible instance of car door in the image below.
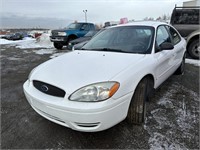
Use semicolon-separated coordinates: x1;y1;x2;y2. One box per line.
154;25;177;86
165;25;185;66
79;24;90;37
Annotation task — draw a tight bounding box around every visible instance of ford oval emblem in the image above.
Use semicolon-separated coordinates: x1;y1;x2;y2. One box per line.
41;85;49;92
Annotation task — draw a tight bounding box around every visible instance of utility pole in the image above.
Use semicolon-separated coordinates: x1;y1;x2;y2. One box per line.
83;10;87;22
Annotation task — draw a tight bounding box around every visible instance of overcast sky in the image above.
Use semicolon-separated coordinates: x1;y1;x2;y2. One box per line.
1;0;189;29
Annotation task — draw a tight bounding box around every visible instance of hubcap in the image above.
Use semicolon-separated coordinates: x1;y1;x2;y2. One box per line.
198;45;200;52
192;43;200;58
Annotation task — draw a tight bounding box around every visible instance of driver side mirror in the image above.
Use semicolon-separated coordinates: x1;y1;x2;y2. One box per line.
160;42;174;50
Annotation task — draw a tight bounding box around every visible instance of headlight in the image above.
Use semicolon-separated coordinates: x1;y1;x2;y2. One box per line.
69;82;120;102
58;32;67;36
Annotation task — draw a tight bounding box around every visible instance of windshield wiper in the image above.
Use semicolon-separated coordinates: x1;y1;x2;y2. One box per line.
80;48;91;50
91;48;131;53
80;48;145;54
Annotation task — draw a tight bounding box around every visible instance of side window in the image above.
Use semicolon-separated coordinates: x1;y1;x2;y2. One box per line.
81;24;90;30
156;26;171;47
167;26;181;45
90;24;95;30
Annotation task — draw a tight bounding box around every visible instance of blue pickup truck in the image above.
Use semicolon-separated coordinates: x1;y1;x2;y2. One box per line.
50;22;95;49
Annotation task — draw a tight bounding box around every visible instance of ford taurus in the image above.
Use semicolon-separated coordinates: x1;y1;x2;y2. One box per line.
23;21;186;132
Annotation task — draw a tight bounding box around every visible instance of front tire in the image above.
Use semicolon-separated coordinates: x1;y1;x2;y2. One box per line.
127;78;149;124
54;42;63;50
188;39;200;59
175;53;186;75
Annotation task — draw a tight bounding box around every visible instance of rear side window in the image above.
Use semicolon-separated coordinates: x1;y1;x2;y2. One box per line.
172;9;199;24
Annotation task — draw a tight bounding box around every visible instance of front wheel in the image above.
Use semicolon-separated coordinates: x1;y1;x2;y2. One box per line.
54;42;63;50
127;78;150;124
175;53;186;75
188;39;200;59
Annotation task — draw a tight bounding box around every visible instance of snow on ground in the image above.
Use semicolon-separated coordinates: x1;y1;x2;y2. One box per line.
16;33;53;49
186;59;200;67
7;57;22;61
0;32;53;49
33;48;56;55
1;48;6;51
145;83;199;150
0;37;35;45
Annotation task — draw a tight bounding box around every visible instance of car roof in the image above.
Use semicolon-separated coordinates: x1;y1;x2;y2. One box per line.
110;21;168;28
75;22;94;24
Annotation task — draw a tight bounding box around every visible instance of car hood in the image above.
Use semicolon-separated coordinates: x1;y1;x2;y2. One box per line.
31;50;145;95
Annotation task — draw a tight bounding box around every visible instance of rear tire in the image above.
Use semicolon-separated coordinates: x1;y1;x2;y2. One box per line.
188;39;200;59
127;78;150;125
54;42;63;50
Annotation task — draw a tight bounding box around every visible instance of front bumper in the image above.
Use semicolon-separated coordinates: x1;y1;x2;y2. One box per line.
50;36;68;43
23;80;132;132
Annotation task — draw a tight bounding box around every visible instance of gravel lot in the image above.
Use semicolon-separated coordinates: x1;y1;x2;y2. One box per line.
1;45;199;149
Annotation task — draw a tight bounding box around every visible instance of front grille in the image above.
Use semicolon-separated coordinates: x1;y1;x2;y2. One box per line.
51;31;58;36
33;80;65;97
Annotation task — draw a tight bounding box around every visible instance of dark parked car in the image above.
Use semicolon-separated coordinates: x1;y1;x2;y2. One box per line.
67;30;99;50
1;32;24;41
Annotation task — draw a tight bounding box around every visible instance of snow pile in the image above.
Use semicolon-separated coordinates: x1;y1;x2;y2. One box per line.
186;59;200;67
36;32;53;48
16;32;53;49
0;30;53;49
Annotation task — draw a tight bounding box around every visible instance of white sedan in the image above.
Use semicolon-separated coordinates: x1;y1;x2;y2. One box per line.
23;21;186;132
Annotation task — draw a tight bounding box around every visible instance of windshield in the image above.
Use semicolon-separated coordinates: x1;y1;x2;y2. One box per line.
82;26;155;54
67;23;82;29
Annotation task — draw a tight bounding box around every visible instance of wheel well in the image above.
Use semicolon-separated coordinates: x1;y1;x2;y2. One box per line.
68;34;78;40
187;35;199;50
143;74;155;88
